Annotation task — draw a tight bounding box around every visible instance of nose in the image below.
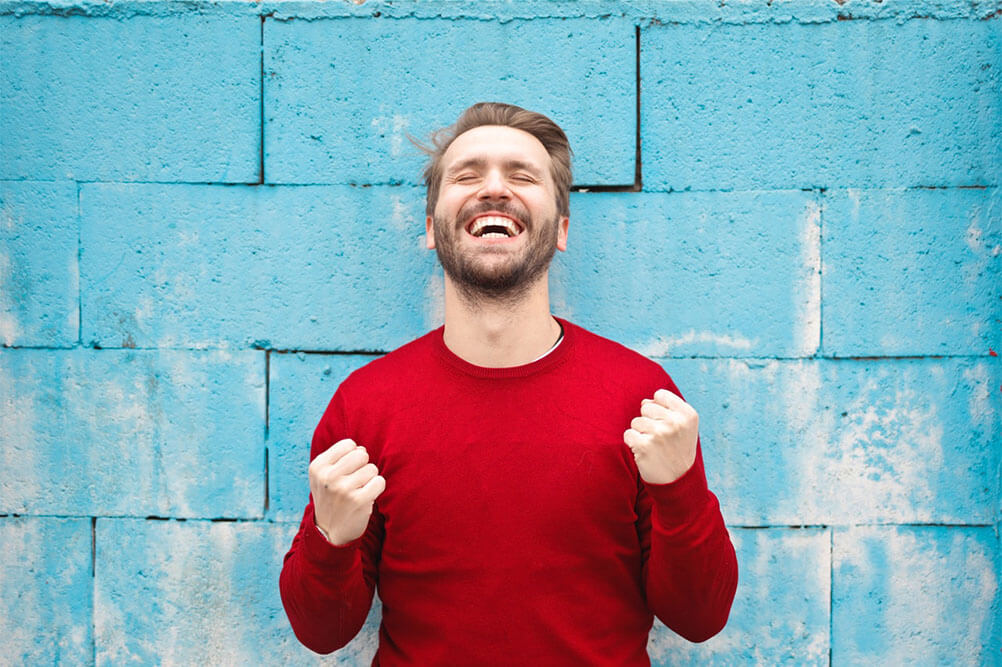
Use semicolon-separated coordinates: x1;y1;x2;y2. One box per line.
477;168;511;201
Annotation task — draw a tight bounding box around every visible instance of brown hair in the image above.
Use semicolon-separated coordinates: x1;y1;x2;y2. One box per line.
420;102;573;217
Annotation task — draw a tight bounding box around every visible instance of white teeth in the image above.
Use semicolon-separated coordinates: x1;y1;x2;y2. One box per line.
469;216;520;238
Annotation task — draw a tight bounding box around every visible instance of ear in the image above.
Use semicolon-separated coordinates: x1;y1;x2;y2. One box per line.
556;216;569;252
425;216;436;249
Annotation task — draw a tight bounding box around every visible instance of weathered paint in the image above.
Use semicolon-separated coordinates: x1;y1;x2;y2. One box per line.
267;352;377;521
0;180;79;346
1;14;260;182
642;19;1001;190
832;526;1001;664
0;349;265;517
824;187;1001;356
649;527;831;665
665;357;1001;526
264;17;636;186
0;517;92;665
2;3;1000;664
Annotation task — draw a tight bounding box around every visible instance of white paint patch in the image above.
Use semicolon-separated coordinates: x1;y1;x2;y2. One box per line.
638;330;756;357
797;199;822;355
424;269;445;330
846;188;862;220
391;195;415;233
840;527;999;663
961;364;996;431
371;113;411;158
0;311;19;346
0;252;19;345
0;356;40;509
135;295;154;331
965;207;984;252
788;365;946;523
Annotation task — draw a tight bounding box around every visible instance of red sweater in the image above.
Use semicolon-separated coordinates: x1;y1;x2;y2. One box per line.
280;320;737;665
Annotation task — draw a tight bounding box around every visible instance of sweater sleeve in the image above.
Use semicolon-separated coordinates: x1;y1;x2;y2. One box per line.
639;442;738;642
278;390;383;654
635;373;738;643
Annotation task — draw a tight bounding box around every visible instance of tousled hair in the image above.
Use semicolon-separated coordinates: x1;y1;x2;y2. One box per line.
419;102;573;217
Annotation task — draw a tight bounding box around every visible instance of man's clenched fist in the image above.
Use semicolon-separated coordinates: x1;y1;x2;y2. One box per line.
623;388;699;485
309;438;386;546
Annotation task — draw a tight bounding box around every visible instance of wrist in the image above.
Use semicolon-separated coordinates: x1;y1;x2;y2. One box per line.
313;518;336;545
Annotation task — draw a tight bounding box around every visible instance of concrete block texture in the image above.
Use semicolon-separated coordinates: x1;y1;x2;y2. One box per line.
642;19;1002;191
649;527;830;665
664;357;1001;526
832;525;1000;664
553;190;820;357
0;516;92;665
1;14;260;182
0;348;265;517
94;518;336;665
264;16;636;186
268;352;376;521
0;180;79;346
824;187;1001;357
80;183;437;351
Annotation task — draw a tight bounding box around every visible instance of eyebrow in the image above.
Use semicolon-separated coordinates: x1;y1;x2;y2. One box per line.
445;157;545;179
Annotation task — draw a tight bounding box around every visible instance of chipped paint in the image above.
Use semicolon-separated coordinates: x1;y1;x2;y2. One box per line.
639;330;757;357
796;199;821;356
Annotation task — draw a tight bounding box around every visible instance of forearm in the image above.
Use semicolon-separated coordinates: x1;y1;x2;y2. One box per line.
279;507;375;654
642;450;738;642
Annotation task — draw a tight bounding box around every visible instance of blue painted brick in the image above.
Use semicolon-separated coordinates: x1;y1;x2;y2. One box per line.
824;187;1001;357
832;526;1000;664
268;352;377;521
80;183;438;350
0;517;92;665
663;358;1000;525
1;14;259;182
553;191;820;357
95;518;325;664
641;20;1001;190
649;527;830;665
0;180;78;346
264;17;635;186
0;349;264;517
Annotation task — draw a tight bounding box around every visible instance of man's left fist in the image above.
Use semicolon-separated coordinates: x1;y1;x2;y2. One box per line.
623;388;699;485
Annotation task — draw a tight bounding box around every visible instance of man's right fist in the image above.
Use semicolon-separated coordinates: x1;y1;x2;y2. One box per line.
308;438;386;546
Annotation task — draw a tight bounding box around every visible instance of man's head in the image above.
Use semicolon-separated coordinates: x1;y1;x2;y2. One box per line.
422;102;573;218
422;103;573;303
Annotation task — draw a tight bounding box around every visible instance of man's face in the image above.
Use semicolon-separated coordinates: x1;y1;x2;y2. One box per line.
426;125;569;301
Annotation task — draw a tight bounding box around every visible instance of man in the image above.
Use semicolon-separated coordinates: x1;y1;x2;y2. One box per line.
280;102;738;664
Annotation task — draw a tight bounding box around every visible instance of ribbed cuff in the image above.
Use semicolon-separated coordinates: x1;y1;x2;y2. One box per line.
643;454;712;525
303;507;364;572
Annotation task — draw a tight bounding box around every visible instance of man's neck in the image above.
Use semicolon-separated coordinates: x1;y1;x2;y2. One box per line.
441;275;562;368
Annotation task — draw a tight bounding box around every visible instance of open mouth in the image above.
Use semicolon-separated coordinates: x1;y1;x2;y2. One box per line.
466;215;524;239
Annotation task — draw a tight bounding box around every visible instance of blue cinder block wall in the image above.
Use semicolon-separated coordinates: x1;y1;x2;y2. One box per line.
2;0;1000;663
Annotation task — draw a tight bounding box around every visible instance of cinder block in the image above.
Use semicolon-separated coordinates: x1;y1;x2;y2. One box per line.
0;517;92;665
832;526;1000;664
268;352;377;521
94;518;379;664
642;20;1001;190
0;180;79;346
0;349;265;517
1;14;259;182
553;191;820;357
824;188;1001;356
264;17;635;186
663;357;1000;525
649;527;830;665
80;183;438;350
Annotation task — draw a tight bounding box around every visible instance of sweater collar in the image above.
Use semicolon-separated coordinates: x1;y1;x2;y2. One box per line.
433;317;574;379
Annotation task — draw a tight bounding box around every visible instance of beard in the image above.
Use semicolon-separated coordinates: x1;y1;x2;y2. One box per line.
432;200;560;306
